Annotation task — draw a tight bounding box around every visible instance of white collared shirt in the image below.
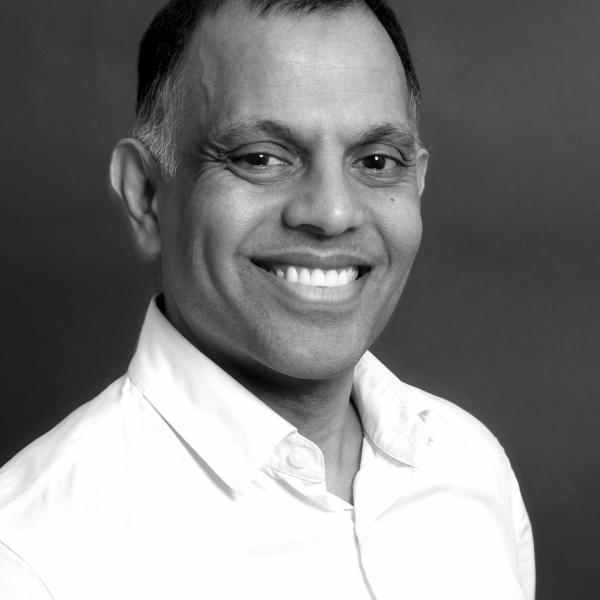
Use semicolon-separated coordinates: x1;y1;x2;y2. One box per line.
0;300;535;599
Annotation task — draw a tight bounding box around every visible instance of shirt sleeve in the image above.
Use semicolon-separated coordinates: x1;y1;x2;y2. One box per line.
506;462;536;600
0;540;53;600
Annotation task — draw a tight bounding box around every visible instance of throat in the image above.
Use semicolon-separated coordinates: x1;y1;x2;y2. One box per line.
229;363;364;502
322;397;364;504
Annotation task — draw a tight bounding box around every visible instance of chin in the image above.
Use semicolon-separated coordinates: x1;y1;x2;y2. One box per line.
260;341;367;382
245;315;383;383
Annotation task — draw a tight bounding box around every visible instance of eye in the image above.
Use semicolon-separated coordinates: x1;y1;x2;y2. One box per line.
358;153;401;172
230;152;288;169
225;145;299;183
351;145;415;186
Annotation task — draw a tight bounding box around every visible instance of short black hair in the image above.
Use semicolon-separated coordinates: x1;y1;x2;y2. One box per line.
134;0;421;173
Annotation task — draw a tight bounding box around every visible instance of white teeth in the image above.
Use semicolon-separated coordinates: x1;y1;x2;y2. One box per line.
299;268;311;285
287;266;299;283
272;265;360;287
312;269;326;286
325;269;338;286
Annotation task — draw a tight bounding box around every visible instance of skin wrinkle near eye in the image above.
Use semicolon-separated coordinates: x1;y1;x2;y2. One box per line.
229;146;411;185
227;143;297;167
189;119;420;188
228;153;293;179
183;123;302;179
207;120;299;151
353;129;419;168
190;137;417;189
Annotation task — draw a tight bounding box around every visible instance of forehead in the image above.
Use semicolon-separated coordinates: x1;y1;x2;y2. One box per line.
179;4;411;142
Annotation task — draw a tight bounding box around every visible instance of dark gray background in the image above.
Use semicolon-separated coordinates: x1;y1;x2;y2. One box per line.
1;1;598;597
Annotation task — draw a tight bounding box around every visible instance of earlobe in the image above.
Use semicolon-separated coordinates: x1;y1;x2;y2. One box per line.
109;138;162;259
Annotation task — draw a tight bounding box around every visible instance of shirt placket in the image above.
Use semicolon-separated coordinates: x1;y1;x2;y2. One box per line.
352;440;425;600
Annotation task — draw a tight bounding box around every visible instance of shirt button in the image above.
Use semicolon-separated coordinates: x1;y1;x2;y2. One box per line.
286;446;312;469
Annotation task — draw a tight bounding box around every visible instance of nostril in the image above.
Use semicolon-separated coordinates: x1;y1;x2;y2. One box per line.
289;223;341;238
281;190;363;238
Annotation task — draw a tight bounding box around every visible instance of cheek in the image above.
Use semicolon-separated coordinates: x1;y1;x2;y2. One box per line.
175;178;275;280
158;180;229;292
382;195;423;261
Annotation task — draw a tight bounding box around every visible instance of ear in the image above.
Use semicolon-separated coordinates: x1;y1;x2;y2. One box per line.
415;146;429;197
109;138;162;259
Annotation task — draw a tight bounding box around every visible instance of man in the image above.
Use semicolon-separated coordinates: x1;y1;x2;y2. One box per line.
0;0;535;598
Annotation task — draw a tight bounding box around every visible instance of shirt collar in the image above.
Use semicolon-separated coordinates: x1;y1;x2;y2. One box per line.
128;299;296;493
352;352;430;467
128;299;429;492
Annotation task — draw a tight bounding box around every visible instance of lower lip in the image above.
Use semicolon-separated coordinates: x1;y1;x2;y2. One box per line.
255;265;367;307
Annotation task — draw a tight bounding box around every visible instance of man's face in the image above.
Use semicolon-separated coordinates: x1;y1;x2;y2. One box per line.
157;5;427;381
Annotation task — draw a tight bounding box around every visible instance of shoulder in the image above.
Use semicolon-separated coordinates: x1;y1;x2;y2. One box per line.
0;378;127;500
408;379;512;480
392;374;536;598
0;540;53;599
364;354;536;599
408;380;506;458
0;376;146;545
359;352;512;477
0;375;160;588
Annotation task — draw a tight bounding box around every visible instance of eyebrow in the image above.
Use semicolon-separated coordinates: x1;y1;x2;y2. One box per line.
206;119;298;150
354;122;419;153
206;118;419;153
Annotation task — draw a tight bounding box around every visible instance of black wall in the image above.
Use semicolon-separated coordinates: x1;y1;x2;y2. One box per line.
1;1;598;597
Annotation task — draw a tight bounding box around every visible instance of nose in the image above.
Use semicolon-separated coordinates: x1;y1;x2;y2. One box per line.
282;165;366;237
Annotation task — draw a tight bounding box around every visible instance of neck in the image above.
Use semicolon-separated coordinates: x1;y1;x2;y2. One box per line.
234;366;364;503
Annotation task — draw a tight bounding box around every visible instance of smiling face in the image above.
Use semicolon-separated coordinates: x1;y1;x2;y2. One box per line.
156;4;428;382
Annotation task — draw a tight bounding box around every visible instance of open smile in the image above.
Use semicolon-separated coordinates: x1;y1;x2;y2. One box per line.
250;257;372;305
263;264;364;286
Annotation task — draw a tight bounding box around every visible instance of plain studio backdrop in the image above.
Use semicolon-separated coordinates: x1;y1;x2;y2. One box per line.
1;1;598;597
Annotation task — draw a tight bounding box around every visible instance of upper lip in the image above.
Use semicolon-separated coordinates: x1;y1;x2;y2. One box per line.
250;251;374;272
